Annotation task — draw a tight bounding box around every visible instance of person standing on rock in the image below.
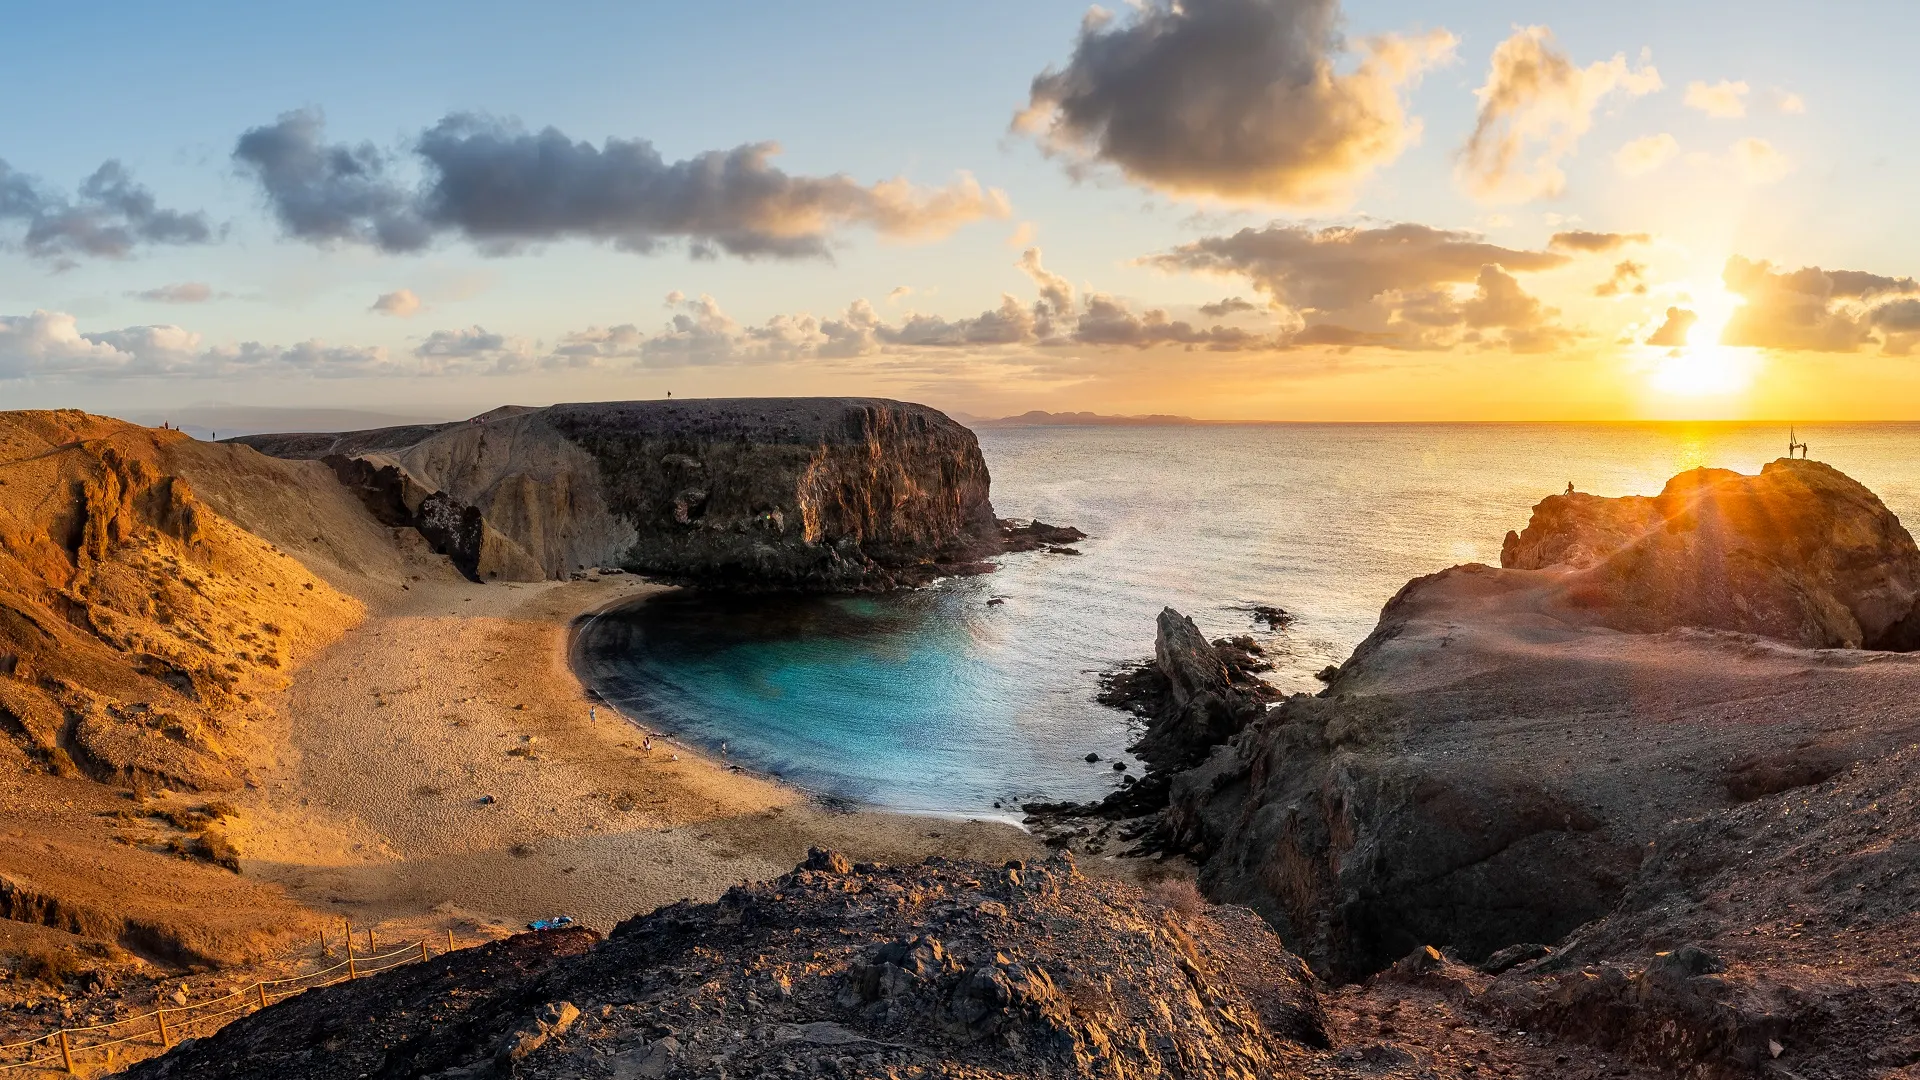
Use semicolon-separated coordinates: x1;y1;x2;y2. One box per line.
1566;481;1575;496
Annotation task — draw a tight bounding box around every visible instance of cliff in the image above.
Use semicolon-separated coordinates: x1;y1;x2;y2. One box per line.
1131;460;1920;1075
238;398;1002;590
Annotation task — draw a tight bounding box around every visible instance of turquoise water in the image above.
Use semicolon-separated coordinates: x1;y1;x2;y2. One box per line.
575;422;1920;813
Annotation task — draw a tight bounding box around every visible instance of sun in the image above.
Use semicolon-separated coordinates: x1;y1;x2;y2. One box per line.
1643;278;1761;400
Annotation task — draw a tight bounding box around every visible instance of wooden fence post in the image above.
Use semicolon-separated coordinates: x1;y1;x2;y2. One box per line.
319;928;327;958
447;928;455;954
257;983;270;1010
58;1029;73;1073
419;940;429;962
347;951;357;979
157;1007;171;1048
368;928;376;954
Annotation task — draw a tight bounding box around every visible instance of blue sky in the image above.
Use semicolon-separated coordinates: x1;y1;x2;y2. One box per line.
3;1;1917;420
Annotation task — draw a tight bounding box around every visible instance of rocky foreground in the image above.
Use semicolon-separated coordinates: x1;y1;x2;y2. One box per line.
123;851;1668;1080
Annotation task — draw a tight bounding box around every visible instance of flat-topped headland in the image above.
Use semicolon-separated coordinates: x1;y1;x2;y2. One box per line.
235;398;1008;591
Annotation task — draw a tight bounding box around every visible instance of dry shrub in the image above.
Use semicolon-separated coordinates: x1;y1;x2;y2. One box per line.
164;832;241;872
17;946;84;987
1148;876;1207;918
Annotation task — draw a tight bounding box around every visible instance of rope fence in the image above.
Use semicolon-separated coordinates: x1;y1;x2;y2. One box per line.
0;921;454;1076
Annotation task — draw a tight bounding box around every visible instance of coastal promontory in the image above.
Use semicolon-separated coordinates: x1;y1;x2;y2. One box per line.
237;398;1001;590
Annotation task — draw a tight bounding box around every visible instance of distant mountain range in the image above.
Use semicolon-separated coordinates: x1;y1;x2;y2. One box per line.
957;410;1209;428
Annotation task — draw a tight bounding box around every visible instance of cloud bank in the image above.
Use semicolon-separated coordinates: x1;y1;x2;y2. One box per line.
0;310;389;379
1147;222;1575;352
234;110;1009;259
1016;0;1454;205
0;160;212;263
1722;257;1920;353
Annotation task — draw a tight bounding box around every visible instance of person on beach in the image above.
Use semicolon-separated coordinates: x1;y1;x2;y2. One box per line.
642;735;653;753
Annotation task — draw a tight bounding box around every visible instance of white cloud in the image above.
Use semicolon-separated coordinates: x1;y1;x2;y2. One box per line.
1614;133;1679;176
370;288;423;317
1770;88;1807;115
1732;137;1791;184
1684;79;1749;118
1459;26;1663;203
0;310;392;380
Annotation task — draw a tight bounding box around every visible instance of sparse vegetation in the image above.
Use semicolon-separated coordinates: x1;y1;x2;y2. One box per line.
16;945;85;987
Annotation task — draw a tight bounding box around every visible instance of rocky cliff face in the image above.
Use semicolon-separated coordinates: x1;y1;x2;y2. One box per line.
239;398;1001;590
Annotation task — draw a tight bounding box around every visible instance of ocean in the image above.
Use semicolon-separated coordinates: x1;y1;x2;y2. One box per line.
573;422;1920;815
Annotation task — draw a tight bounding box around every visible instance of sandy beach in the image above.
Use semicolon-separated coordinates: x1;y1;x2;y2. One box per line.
233;575;1046;940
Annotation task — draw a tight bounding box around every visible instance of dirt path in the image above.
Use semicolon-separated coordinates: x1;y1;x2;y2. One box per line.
237;576;1043;937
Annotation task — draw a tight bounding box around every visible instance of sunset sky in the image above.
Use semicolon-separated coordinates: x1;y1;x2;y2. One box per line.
4;0;1918;422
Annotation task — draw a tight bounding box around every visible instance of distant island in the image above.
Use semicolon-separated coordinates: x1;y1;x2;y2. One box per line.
960;409;1210;428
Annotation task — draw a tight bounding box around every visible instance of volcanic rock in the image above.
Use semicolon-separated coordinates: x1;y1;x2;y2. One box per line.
0;411;366;791
1100;608;1279;775
1500;459;1920;649
239;398;1009;591
1152;458;1920;1075
120;854;1338;1080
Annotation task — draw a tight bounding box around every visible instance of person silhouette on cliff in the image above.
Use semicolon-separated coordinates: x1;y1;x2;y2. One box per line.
1565;481;1575;496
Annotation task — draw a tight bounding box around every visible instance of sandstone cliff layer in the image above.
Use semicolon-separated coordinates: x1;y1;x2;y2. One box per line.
239;398;1001;590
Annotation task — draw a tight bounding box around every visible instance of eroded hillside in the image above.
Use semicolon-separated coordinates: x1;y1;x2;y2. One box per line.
0;411;362;792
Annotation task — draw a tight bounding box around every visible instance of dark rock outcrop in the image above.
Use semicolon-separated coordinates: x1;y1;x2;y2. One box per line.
319;454;540;583
122;854;1340;1080
239;398;1009;590
1100;608;1279;775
